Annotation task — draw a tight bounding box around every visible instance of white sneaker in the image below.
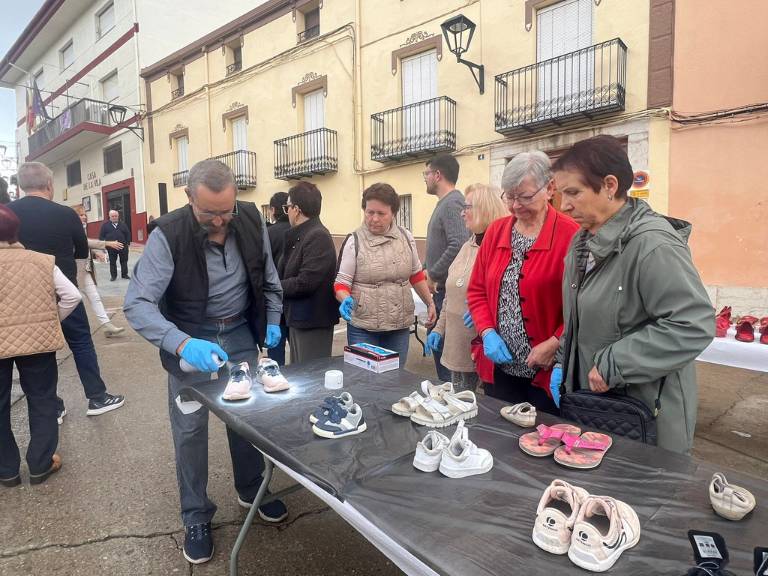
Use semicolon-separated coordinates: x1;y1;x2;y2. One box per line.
222;362;252;401
438;420;493;478
532;479;590;555
413;431;450;472
254;358;289;393
568;496;641;572
312;403;367;439
709;472;756;521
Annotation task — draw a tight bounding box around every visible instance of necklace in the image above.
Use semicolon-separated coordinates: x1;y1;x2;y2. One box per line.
455;243;475;287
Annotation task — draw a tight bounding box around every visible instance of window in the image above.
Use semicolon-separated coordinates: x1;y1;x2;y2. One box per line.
158;183;168;215
60;40;74;70
176;136;189;172
96;2;115;38
402;50;438;144
396;194;412;231
298;6;320;42
101;71;119;102
66;161;82;187
171;72;184;99
226;44;242;75
33;68;44;89
103;142;123;174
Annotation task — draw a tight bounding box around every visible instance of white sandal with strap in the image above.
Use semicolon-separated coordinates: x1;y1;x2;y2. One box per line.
391;381;453;417
500;402;537;427
409;390;478;428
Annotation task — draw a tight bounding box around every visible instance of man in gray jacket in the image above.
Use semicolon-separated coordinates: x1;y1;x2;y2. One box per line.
124;160;286;564
424;154;470;381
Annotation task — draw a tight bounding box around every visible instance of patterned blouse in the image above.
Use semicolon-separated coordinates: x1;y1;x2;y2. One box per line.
497;228;537;378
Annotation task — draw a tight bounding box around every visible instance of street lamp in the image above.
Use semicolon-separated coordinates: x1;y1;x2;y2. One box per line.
108;104;144;141
441;14;485;94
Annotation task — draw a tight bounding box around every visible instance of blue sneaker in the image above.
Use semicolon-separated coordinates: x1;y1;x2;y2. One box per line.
183;522;213;564
237;495;289;523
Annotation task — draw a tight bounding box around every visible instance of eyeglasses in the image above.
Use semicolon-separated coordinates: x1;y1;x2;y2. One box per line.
192;200;239;221
282;203;296;215
501;183;548;205
461;203;473;211
422;170;436;179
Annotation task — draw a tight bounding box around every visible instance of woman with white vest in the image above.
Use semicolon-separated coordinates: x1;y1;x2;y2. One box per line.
0;204;81;487
335;183;436;365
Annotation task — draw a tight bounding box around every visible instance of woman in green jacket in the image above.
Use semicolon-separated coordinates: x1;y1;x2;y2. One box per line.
551;135;714;454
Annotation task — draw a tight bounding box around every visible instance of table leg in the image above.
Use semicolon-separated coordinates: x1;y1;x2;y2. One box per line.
229;460;274;576
412;316;425;355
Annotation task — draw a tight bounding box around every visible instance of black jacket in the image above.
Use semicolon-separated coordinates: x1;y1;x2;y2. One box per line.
279;217;339;329
99;220;131;246
267;218;291;276
154;202;267;376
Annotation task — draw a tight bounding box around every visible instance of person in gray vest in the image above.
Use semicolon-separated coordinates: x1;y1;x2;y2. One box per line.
424;154;471;382
123;160;285;565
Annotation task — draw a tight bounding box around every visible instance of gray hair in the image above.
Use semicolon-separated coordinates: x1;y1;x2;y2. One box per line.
18;162;53;193
500;151;551;192
186;159;236;197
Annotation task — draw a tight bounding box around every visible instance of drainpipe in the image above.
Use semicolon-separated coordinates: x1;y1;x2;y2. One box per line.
354;0;364;194
131;0;147;220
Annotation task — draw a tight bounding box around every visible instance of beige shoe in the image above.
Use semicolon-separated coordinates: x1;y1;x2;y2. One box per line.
500;402;537;427
532;479;590;555
709;472;756;521
103;322;126;337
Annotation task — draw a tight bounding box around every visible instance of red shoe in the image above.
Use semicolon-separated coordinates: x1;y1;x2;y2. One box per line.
760;317;768;345
714;306;732;337
716;306;732;322
735;319;756;343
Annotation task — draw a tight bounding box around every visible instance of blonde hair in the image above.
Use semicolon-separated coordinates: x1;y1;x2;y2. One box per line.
464;183;507;232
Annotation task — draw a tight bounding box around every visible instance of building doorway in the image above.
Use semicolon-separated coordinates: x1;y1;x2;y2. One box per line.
107;187;132;237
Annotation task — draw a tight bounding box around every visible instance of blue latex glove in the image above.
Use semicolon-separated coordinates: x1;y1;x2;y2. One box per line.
482;330;514;364
462;310;474;329
264;324;281;349
550;365;563;408
339;296;355;321
424;332;443;356
180;338;228;372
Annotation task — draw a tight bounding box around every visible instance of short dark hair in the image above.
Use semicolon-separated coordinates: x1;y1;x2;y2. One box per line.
0;204;20;243
552;135;634;198
362;183;399;215
0;178;9;205
269;191;289;222
288;181;322;218
427;154;460;185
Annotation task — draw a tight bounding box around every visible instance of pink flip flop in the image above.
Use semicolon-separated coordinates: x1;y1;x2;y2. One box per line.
553;431;613;469
519;423;582;457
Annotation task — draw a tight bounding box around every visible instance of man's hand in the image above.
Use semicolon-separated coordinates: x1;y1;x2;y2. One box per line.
178;338;228;372
265;324;281;349
588;365;609;393
526;336;559;371
106;241;124;250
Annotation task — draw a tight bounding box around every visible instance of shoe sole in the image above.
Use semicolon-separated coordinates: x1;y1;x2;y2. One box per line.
30;460;62;486
237;498;289;523
183;544;214;564
312;421;367;439
0;475;21;488
413;456;441;473
222;392;252;401
532;527;570;555
568;537;638;572
87;398;125;416
410;407;478;428
438;457;493;478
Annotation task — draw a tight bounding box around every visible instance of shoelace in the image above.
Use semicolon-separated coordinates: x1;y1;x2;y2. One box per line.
187;523;210;542
684;562;737;576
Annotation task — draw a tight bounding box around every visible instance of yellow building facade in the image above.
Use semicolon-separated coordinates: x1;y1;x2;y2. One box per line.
141;0;670;245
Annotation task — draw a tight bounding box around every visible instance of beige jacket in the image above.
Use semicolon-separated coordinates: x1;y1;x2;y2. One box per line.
76;237;108;287
434;237;479;372
0;242;80;359
350;224;415;332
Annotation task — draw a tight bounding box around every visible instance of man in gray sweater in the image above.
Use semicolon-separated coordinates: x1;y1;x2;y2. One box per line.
424;154;470;381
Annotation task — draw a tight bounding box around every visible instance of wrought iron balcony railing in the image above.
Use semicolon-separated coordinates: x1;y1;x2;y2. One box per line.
274;128;338;180
173;170;189;188
210;149;257;188
226;61;242;76
371;96;456;162
171;87;185;100
494;38;627;136
297;25;320;43
28;98;113;155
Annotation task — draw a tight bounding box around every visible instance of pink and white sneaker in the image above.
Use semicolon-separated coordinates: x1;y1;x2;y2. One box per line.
222;362;252;401
532;479;590;555
254;358;290;393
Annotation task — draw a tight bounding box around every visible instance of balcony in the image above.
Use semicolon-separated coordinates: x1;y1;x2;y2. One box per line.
297;25;319;43
171;87;184;100
226;61;242;76
494;38;627;136
27;98;118;164
211;150;257;189
173;170;188;188
274;128;338;180
371;96;456;163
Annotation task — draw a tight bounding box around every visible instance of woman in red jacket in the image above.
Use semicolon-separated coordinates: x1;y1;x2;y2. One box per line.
466;151;578;414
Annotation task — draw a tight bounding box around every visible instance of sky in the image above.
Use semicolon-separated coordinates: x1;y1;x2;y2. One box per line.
0;2;46;158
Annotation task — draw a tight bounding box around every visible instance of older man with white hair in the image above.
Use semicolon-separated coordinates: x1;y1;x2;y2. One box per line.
99;209;131;281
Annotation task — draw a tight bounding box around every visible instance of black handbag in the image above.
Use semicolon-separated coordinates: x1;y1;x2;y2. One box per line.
559;382;663;445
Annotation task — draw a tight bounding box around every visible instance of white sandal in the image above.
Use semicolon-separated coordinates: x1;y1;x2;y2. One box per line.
409;390;478;428
391;381;453;417
500;402;537;427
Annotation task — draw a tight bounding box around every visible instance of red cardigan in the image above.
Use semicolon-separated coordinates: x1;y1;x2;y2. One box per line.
467;206;579;392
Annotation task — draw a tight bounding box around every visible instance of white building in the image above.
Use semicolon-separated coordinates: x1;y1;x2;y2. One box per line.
0;0;267;241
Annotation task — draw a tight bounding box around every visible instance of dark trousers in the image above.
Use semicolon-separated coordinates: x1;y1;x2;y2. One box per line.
168;320;266;526
107;247;129;279
0;353;59;478
266;324;289;366
429;288;452;382
60;302;107;402
486;366;558;416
